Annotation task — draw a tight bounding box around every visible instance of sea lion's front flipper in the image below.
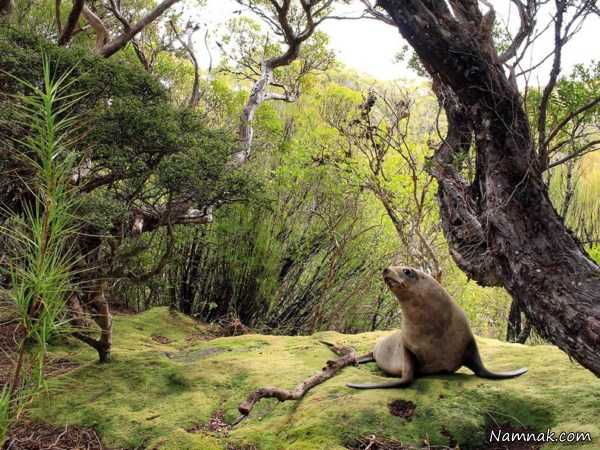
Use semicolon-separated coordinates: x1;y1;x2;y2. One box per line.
356;353;375;364
347;346;415;389
462;339;528;380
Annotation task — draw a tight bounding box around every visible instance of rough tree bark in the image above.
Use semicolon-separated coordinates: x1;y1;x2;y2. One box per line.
57;0;85;46
0;0;13;16
377;0;600;374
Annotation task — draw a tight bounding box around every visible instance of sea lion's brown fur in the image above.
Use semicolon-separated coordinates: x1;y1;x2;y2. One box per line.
348;266;527;389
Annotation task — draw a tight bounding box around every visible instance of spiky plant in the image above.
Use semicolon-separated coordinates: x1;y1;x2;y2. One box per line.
0;55;82;444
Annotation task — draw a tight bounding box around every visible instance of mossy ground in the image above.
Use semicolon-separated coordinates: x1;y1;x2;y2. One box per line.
31;307;600;450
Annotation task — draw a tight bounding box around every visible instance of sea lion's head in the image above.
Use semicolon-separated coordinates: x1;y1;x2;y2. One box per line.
382;265;429;302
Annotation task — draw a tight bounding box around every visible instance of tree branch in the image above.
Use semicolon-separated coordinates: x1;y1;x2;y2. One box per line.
55;0;62;33
57;0;85;46
546;139;600;170
237;344;357;418
545;94;600;147
537;0;566;170
97;0;182;58
230;0;333;167
131;203;214;236
498;0;536;64
81;4;109;50
170;20;201;108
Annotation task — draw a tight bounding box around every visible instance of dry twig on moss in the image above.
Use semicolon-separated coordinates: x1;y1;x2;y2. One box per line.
235;342;357;421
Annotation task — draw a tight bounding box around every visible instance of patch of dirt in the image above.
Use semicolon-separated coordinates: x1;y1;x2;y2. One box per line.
186;410;231;436
388;399;416;420
109;303;138;316
0;322;23;387
0;322;79;389
183;317;252;344
165;347;225;363
184;324;222;343
217;316;251;337
207;410;230;433
185;331;213;343
440;427;458;449
478;424;544;450
347;435;452;450
3;419;118;450
44;355;79;378
225;445;257;450
150;334;173;345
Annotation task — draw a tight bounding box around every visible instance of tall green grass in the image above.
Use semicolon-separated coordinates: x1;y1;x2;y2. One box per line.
0;56;81;444
549;153;600;261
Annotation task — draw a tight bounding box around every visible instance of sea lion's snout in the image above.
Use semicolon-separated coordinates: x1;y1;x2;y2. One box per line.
383;266;406;289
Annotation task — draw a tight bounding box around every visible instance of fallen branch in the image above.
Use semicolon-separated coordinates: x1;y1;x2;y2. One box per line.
236;343;357;419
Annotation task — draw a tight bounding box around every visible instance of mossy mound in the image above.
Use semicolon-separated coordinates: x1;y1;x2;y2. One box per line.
31;307;600;450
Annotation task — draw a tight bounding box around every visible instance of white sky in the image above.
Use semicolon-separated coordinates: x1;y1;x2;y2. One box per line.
193;0;600;83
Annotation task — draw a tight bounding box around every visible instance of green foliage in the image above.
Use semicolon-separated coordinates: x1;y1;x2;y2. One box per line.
0;28;251;298
0;387;9;446
0;56;78;444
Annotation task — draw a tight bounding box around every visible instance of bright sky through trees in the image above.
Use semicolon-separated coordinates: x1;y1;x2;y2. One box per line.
195;0;600;83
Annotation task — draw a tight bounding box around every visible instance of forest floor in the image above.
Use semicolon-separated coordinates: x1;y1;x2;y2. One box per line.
6;307;600;450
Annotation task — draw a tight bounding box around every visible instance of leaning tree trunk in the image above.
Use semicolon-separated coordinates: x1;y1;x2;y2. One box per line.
69;282;113;363
378;0;600;375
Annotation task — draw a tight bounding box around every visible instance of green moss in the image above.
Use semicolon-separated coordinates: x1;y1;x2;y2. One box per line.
31;308;600;449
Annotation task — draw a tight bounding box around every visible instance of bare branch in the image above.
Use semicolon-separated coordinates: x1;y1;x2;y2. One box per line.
57;0;85;46
546;139;600;170
498;0;536;64
170;20;201;108
81;4;109;51
104;0;151;70
545;94;600;146
231;0;333;167
131;203;214;236
264;91;297;102
537;0;596;169
55;0;62;33
238;344;357;418
363;0;394;24
98;0;182;58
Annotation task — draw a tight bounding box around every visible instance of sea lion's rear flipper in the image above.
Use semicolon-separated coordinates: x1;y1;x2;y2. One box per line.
346;379;412;389
347;346;415;389
357;353;375;364
462;339;528;380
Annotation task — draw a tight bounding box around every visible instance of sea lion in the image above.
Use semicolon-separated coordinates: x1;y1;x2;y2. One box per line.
348;266;527;389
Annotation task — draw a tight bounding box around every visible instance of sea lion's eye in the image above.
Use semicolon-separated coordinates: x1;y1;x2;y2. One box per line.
403;268;412;277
